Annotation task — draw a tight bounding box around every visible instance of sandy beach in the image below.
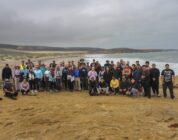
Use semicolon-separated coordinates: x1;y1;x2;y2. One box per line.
0;88;178;140
0;52;178;140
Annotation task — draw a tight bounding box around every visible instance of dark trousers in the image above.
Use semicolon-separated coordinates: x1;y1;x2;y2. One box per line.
68;80;74;91
89;86;97;96
50;81;56;90
80;77;88;90
163;82;175;99
35;78;41;90
21;89;30;95
63;79;68;90
29;80;35;90
142;81;151;98
5;92;18;98
45;78;50;91
56;78;61;91
151;80;159;95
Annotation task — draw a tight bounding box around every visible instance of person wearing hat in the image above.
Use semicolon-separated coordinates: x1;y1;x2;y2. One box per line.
110;76;119;95
161;64;176;99
3;79;18;99
150;64;160;96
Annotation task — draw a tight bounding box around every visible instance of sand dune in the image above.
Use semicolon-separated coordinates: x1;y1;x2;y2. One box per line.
0;89;178;140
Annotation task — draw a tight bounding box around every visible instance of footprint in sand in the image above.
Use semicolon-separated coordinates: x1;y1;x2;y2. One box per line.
16;131;40;140
4;121;14;127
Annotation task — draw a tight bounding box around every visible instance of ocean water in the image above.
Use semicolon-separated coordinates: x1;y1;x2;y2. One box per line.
85;51;178;75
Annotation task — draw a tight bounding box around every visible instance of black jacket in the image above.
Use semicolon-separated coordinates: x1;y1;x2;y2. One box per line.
113;69;122;80
103;71;112;83
2;67;12;80
150;68;160;81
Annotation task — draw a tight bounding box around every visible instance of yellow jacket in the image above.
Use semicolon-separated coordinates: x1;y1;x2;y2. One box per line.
110;79;119;88
20;64;26;70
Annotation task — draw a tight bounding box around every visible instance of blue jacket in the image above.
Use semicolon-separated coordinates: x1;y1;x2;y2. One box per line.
74;69;80;77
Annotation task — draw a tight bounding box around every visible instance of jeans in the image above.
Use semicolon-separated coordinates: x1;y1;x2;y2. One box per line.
163;82;175;99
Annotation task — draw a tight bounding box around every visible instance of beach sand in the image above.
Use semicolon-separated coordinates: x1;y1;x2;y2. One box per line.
0;88;178;140
0;52;178;140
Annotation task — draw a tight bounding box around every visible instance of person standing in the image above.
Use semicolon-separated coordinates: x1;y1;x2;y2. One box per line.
150;64;160;96
13;65;21;91
2;64;12;81
103;67;113;89
74;66;81;91
161;64;176;99
34;66;43;92
80;64;88;90
141;65;151;98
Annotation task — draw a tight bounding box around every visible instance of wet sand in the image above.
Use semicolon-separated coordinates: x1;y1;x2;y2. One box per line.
0;88;178;140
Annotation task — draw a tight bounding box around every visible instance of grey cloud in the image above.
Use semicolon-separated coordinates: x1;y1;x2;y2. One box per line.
0;0;178;48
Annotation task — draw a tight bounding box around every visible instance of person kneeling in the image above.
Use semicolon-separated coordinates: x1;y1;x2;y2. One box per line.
3;79;18;99
97;79;109;95
119;76;130;95
89;77;98;96
126;79;140;97
20;78;30;95
110;76;119;95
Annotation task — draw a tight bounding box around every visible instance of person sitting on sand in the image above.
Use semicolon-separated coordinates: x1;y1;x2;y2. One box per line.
20;78;30;95
127;79;141;96
119;76;130;95
97;78;109;95
110;76;119;95
3;79;18;99
89;77;98;96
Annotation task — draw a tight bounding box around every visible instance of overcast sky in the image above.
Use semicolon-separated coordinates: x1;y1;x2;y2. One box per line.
0;0;177;49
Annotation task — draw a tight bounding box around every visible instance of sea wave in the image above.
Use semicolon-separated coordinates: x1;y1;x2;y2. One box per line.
85;54;178;75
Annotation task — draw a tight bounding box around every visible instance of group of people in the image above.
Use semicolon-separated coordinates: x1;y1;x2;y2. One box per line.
1;58;176;100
